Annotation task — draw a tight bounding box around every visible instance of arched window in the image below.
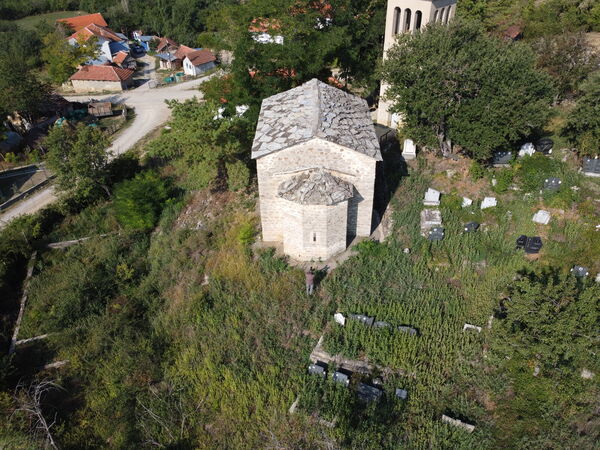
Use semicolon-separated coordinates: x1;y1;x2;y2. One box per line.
393;7;401;35
438;7;444;22
433;10;438;23
444;6;451;24
403;8;411;32
415;11;422;30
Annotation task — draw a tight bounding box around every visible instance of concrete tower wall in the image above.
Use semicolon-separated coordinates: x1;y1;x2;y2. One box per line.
377;0;457;127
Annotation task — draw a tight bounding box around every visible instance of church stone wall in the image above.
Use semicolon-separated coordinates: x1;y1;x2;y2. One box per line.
282;201;348;261
256;137;376;246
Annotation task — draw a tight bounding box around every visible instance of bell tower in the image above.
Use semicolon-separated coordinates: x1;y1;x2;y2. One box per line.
376;0;457;128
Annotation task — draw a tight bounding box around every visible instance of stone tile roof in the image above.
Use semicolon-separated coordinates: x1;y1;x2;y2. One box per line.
252;78;382;160
277;168;354;205
70;65;134;82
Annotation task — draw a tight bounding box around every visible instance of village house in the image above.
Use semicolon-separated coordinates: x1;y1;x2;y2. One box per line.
59;13;129;65
182;49;216;76
69;64;134;93
112;51;137;70
252;79;381;261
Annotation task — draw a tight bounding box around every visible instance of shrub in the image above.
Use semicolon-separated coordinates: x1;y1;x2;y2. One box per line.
226;160;250;192
492;168;515;194
114;171;170;231
515;154;561;192
469;160;486;180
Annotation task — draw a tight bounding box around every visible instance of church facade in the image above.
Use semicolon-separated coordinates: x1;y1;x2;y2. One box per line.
252;79;382;261
377;0;458;127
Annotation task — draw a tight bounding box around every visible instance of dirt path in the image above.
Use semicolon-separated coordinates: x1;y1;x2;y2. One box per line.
0;74;218;229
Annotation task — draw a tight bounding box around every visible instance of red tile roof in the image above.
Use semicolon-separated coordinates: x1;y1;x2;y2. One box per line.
70;65;134;82
69;23;123;42
249;18;282;33
157;37;178;53
58;13;108;32
185;49;216;66
503;25;523;40
112;51;129;65
174;45;195;60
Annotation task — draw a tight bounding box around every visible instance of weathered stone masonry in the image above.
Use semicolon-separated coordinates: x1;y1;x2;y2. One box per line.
252;79;382;261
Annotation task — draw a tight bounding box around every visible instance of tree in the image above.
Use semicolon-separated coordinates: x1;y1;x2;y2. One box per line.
41;30;98;84
380;21;554;160
45;123;112;198
147;99;252;190
532;32;600;101
114;171;170;231
0;54;51;122
562;72;600;156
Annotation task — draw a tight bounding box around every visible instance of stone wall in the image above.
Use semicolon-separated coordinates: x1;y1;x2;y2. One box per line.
256;137;377;246
282;201;348;261
71;79;130;93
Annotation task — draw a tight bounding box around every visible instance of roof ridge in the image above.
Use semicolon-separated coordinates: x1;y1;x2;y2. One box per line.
312;79;322;138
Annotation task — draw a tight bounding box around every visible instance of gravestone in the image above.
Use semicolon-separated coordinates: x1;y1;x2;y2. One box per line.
481;197;497;209
420;209;442;236
492;150;513;166
524;236;543;254
332;371;350;386
373;321;390;328
397;325;418;336
357;383;383;403
424;188;441;206
571;266;589;278
535;138;553;154
308;364;326;378
515;235;527;249
532;210;551;225
518;142;535;157
349;314;374;327
463;323;482;333
402;139;417;160
395;388;408;400
464;221;480;233
428;227;445;241
462;197;473;208
334;312;346;326
543;177;561;191
582;157;600;177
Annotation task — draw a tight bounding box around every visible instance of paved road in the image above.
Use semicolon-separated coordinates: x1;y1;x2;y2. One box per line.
0;75;216;229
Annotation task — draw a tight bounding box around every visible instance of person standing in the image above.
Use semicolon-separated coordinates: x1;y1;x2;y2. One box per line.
305;268;315;295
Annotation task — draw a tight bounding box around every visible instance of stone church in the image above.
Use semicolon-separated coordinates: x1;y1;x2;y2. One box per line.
252;79;382;261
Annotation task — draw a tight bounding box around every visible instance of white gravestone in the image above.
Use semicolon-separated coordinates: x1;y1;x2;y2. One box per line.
532;210;551;225
424;188;441;206
402;139;416;160
481;197;497;209
518;142;535;157
334;313;346;326
462;197;473;208
463;323;482;333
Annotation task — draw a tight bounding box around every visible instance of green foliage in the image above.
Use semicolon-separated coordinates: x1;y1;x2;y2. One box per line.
113;171;171;231
523;0;599;37
381;21;554;160
45;123;111;199
532;32;600;100
562;72;600;156
469;160;487;180
147;99;252;190
492;168;515;194
0;49;51;121
225;159;250;191
495;270;600;374
237;221;255;246
514;153;561;192
41;29;98;84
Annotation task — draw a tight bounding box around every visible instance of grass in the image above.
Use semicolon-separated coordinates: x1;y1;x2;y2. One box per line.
8;11;88;31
